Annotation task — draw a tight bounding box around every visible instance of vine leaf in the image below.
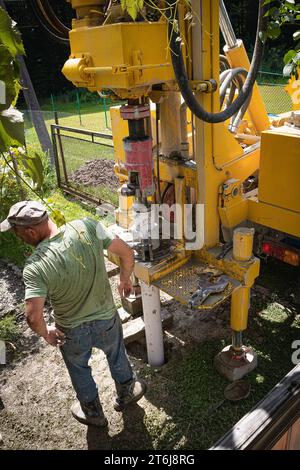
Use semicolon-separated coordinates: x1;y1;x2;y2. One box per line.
120;0;144;20
0;8;25;58
51;209;66;228
0;45;21;111
0;106;24;152
21;152;44;190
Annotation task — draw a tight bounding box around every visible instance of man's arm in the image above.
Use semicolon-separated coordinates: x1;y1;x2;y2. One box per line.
108;237;135;297
25;298;65;346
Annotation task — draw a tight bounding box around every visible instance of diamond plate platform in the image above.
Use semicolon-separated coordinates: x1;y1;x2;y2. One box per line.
153;259;240;309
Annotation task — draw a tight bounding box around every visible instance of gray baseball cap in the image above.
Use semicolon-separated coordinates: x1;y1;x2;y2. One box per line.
0;201;48;232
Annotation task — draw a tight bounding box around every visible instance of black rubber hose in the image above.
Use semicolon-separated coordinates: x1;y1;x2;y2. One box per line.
28;0;70;45
219;54;230;74
219;67;248;108
219;68;244;100
165;0;267;123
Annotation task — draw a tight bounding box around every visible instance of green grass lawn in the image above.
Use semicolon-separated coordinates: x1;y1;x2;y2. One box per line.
56;135;114;174
258;84;292;114
23;101;117;206
138;283;300;449
24;105;113;154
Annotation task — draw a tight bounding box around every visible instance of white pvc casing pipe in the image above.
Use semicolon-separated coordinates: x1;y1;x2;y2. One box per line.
140;282;164;367
0;340;6;365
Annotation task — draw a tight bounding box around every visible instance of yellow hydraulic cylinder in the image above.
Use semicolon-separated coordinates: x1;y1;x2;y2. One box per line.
67;0;105;18
224;40;270;134
230;227;254;332
233;227;255;262
231;286;250;332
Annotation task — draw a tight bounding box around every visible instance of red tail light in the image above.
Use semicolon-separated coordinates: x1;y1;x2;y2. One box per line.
262;242;300;267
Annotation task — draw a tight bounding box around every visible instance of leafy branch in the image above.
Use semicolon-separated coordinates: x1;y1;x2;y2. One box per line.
264;0;300;77
120;0;144;20
0;6;65;228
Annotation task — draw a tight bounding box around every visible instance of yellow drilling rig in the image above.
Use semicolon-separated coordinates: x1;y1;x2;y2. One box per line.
32;0;300;380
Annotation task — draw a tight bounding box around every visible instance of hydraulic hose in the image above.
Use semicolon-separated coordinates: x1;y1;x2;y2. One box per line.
166;0;267;123
219;54;231;74
29;0;112;44
219;67;248;108
28;0;70;44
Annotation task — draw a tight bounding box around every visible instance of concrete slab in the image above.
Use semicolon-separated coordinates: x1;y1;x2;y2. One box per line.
123;309;173;345
122;295;143;317
117;307;131;324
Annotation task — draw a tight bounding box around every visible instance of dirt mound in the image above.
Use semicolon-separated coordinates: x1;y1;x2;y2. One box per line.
70;159;118;191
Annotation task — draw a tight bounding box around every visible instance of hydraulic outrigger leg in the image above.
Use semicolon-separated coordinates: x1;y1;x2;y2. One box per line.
214;228;258;381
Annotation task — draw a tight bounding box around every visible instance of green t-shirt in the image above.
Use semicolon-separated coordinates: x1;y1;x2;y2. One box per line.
23;217;116;328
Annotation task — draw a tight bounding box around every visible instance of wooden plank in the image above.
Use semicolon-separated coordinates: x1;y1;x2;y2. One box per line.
107;267;120;278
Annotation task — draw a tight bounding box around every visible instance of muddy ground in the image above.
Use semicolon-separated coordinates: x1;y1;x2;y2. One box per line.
0;258;233;450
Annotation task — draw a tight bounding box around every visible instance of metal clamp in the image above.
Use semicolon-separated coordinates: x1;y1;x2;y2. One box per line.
189;272;230;308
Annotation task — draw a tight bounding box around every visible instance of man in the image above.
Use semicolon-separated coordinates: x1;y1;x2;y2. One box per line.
0;201;146;428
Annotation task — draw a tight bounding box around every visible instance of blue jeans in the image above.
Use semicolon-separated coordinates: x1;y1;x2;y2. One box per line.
58;313;134;403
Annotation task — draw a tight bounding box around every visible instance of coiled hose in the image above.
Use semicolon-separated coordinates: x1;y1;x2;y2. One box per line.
166;0;267;123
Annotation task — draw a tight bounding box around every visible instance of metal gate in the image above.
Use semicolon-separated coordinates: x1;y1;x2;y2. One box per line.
51;124;118;207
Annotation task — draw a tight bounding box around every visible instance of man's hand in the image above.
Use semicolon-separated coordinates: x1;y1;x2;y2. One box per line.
108;237;135;298
118;278;133;298
44;325;66;347
25;298;65;346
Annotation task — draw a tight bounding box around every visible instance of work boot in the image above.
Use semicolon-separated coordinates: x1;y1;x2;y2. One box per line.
114;378;147;412
71;395;108;428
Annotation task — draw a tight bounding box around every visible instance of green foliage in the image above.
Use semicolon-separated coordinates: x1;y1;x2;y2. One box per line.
46;191;96;222
264;0;300;77
283;48;300;77
0;151;27;218
0;315;19;341
54;88;100;105
0;229;32;266
120;0;144;20
0;7;24;112
0;8;24;58
0;146;45;215
0;7;47;202
21;150;44;191
38;149;57;195
0;107;24;152
0;7;25;151
0;7;65;234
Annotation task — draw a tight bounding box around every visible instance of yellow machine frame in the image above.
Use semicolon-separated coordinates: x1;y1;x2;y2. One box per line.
63;0;300;377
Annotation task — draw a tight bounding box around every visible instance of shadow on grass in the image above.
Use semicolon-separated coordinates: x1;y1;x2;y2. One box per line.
86;405;153;450
141;311;299;449
132;260;300;449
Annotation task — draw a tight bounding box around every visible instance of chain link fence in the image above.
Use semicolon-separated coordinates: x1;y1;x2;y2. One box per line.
257;71;293;115
51;124;118;207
